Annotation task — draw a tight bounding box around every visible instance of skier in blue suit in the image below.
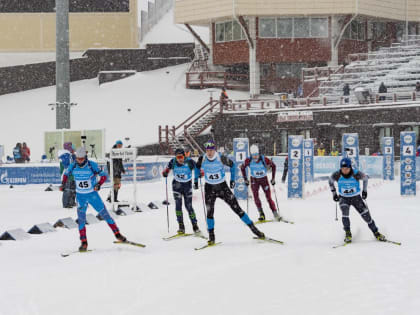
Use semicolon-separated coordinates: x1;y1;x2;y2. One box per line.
60;147;127;251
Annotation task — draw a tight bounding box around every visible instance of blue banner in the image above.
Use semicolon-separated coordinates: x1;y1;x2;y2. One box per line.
400;131;416;196
0;166;61;185
233;138;249;200
382;137;394;181
121;162;166;182
342;133;359;168
288;135;304;199
304;139;314;182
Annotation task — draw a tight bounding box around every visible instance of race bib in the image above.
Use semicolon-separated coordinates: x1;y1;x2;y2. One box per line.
76;180;92;190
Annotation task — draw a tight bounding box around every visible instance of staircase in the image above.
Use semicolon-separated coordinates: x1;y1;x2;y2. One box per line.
188;44;209;73
159;99;224;154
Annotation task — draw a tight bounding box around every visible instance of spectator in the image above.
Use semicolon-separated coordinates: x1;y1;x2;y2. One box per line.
379;82;387;101
343;83;350;104
220;87;229;107
317;143;326;156
21;142;30;162
13;143;23;163
58;142;76;208
416;82;420;93
107;140;126;203
297;84;303;98
330;146;339;156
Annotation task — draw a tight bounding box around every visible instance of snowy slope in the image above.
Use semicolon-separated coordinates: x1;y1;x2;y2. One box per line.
0;178;418;315
140;9;209;47
0;64;247;161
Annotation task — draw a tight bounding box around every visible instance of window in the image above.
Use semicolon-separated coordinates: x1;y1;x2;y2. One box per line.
215;20;247;43
277;18;293;38
276;63;306;78
343;20;366;41
294;18;310;38
0;0;130;12
259;18;276;38
259;17;328;39
372;22;386;39
216;23;225;42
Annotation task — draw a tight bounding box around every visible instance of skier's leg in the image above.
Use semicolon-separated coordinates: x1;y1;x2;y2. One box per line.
261;177;277;212
339;197;351;232
218;183;264;238
172;180;185;232
76;194;88;245
352;195;379;234
251;179;264;220
204;183;217;242
183;181;199;231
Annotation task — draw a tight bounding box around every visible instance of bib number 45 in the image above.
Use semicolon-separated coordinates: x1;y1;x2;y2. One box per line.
78;181;90;189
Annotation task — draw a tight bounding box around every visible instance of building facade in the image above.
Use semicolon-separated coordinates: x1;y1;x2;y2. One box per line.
0;0;139;51
176;0;420;95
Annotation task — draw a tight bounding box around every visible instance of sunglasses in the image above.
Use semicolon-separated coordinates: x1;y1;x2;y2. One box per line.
176;154;184;159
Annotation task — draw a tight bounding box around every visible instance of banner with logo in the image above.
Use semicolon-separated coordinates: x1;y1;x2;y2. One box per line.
342;133;359;168
400;131;416;196
303;139;314;182
233;138;249;200
121;162;167;182
288;135;304;199
382;137;394;181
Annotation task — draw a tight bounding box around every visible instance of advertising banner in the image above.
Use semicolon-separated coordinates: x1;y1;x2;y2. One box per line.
233;138;249;200
288;135;304;199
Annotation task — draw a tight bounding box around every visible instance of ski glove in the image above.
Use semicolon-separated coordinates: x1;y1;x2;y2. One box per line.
332;192;339;202
230;180;235;189
162;168;169;177
94;183;101;191
193;182;199;190
244;178;250;186
362;191;367;200
59;184;65;192
271;178;276;186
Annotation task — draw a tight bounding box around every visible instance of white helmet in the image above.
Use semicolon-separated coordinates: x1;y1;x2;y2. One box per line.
250;144;259;155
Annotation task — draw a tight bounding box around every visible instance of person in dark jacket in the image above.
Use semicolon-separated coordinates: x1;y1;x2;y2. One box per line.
281;156;288;183
13;143;23;163
107;140;126;202
378;82;387;101
343;83;350;104
416;82;420;92
220;87;229;107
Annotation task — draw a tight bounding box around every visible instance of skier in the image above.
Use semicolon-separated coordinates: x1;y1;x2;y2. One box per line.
106;140;126;203
162;148;201;235
60;147;127;251
329;157;386;243
240;144;280;221
58;142;76;208
196;140;265;245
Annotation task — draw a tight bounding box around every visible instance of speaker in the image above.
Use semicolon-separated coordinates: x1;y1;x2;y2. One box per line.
0;228;31;240
28;223;55;234
54;217;78;229
114;206;134;216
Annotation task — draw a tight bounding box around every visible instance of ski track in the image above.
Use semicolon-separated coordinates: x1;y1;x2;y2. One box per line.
0;178;418;315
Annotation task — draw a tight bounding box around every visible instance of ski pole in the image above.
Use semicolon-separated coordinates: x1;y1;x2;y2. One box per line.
165;177;170;233
246;180;250;214
199;177;208;229
273;183;281;216
335;201;338;221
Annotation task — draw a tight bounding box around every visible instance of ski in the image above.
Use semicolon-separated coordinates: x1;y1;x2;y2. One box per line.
333;239;401;248
253;236;285;245
113;240;146;248
332;242;350;249
163;232;207;241
61;249;94;257
194;242;222;250
255;218;294;225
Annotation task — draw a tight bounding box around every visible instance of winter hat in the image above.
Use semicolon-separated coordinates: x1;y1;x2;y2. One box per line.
340;157;352;168
75;147;87;158
116;140;123;145
250;144;259;155
204;140;216;150
63;142;72;151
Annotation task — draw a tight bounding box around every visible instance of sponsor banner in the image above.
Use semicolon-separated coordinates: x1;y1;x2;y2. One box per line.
382;137;394;181
121;162;167;182
342;133;359;168
277;111;313;122
0;166;61;185
303;139;314;182
400;131;416;196
288;135;304;199
233;138;249;200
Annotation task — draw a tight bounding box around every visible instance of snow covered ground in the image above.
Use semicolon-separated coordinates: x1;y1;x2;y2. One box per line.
0;177;418;315
0;63;247;161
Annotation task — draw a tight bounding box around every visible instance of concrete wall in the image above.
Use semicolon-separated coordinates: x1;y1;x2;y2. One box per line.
0;0;138;51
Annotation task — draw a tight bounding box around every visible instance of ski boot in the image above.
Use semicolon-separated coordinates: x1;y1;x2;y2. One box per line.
115;231;127;242
177;223;185;235
249;223;265;239
114;190;120;203
192;223;201;234
344;230;352;243
273;211;282;222
374;231;386;242
258;209;266;221
79;240;88;252
207;229;215;245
